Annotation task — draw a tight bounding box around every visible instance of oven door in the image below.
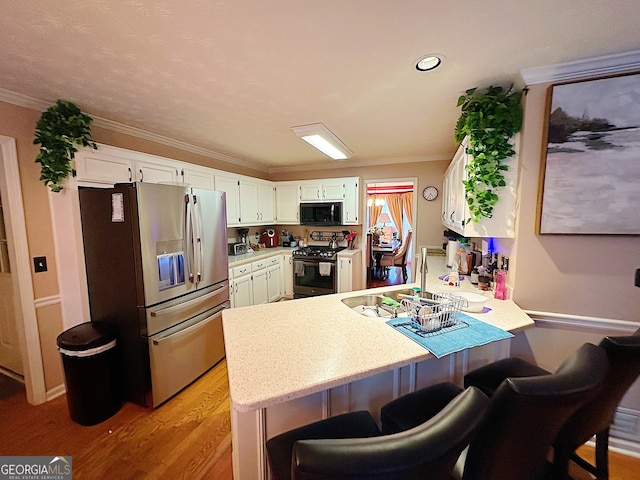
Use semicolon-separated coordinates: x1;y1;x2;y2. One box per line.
293;259;336;298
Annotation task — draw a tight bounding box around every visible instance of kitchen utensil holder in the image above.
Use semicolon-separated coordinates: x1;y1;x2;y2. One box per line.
310;231;346;242
401;293;465;333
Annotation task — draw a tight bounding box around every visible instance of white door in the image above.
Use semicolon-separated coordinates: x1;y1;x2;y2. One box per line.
0;164;23;375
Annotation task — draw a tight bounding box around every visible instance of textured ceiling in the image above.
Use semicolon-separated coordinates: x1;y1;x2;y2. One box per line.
2;0;640;171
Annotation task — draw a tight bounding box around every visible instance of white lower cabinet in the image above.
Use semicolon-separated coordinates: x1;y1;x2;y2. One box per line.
230;254;284;308
283;254;293;298
337;250;362;293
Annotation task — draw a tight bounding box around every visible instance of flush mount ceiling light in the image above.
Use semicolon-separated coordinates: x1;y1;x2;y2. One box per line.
291;123;352;160
415;54;443;72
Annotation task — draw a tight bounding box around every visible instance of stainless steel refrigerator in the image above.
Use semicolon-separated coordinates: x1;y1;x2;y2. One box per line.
79;182;229;407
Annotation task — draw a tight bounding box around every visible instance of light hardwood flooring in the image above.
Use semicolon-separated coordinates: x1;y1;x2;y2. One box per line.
1;359;639;479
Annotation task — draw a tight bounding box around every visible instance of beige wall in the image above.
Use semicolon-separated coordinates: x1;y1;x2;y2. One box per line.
511;85;640;323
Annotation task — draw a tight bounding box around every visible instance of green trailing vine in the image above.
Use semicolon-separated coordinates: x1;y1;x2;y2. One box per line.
34;99;98;192
454;85;526;223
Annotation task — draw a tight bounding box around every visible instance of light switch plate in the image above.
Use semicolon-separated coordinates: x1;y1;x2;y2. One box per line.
34;256;47;273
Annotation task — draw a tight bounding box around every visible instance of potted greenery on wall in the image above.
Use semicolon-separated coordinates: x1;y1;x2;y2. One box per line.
34;99;98;192
454;85;526;223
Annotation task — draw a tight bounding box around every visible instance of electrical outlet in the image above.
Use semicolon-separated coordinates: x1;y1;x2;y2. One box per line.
34;256;47;273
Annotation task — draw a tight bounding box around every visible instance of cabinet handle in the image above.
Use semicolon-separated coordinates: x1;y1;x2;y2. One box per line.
128;167;132;182
140;169;144;181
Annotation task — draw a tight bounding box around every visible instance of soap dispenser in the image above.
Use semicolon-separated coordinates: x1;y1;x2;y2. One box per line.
494;270;507;300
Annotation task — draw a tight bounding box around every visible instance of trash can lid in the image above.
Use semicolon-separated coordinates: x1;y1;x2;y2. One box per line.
56;322;117;351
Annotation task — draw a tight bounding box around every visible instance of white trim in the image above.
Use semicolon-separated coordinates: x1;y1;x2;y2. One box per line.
521;49;640;85
525;310;639;334
46;383;66;401
0;135;46;405
33;295;62;309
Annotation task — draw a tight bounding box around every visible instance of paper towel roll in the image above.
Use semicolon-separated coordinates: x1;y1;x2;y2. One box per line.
446;240;460;267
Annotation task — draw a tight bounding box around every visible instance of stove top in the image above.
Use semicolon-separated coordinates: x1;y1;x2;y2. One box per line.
292;246;345;261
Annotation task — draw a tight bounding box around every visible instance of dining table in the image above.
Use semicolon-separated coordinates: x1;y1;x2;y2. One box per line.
371;242;398;279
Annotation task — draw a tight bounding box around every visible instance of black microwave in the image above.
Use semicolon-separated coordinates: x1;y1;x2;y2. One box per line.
300;202;343;226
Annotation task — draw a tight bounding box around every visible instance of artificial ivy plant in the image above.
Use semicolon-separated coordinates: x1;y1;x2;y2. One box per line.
454;85;526;223
33;99;98;192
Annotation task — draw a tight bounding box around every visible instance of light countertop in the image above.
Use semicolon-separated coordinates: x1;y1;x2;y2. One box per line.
222;256;533;412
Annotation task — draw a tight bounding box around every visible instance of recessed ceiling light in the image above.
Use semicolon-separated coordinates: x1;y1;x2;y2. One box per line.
415;54;443;72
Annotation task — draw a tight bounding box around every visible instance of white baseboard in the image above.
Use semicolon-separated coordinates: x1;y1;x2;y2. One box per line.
46;384;66;401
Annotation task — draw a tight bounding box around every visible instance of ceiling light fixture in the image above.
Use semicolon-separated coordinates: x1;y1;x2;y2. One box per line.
291;123;352;160
415;54;443;72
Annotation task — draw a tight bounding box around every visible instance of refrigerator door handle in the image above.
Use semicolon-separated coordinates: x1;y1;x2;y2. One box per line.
184;194;193;283
193;193;204;283
150;286;227;318
152;307;224;345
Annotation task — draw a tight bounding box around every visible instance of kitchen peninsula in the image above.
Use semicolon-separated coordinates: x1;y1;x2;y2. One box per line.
222;256;533;479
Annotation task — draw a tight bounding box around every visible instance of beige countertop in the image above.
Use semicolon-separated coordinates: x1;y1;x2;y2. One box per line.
222;256;533;412
227;246;295;268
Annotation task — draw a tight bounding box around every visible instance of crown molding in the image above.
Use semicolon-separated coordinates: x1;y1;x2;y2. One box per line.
0;88;268;173
521;49;640;85
267;152;449;175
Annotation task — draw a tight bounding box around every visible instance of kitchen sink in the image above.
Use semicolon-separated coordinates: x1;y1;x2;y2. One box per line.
342;288;434;318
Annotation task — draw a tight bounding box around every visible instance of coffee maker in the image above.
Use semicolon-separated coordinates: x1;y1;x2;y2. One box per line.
237;228;250;245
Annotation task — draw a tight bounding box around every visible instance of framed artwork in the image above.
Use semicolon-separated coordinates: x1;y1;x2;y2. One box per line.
538;72;640;235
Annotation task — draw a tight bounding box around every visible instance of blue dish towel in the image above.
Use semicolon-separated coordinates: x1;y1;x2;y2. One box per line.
386;312;514;359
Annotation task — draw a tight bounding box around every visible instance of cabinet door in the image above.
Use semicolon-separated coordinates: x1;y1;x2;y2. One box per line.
337;257;352;293
252;268;269;305
239;179;260;224
275;183;300;223
182;166;215;190
258;182;275;223
343;177;360;224
267;263;281;302
233;274;253;308
322;180;345;200
300;182;321;201
75;150;134;184
136;159;179;184
283;254;293;297
215;175;241;226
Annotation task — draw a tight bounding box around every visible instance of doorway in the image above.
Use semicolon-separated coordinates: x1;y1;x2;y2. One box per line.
364;180;417;289
0;135;45;404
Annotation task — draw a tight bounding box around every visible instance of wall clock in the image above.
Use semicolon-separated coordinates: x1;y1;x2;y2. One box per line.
422;186;438;201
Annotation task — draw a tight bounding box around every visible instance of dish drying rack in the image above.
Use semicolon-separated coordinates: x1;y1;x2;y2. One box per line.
309;231;346;242
400;292;466;334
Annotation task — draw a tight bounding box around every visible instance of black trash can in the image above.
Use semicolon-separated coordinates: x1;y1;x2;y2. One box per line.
57;322;122;426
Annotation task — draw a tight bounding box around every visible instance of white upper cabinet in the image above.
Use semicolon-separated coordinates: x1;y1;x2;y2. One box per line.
181;165;215;190
299;179;345;202
275;182;300;224
74;144;360;228
342;177;360;225
136;158;179;184
442;136;518;238
74;148;135;184
215;174;241;226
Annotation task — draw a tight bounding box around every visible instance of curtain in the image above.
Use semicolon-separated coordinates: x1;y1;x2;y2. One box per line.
385;194;404;240
368;196;383;230
402;192;414;229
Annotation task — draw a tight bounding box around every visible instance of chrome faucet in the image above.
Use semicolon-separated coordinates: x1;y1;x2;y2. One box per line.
419;246;428;297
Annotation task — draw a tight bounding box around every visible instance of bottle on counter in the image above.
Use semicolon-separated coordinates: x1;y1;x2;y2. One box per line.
470;267;479;285
494;270;507;300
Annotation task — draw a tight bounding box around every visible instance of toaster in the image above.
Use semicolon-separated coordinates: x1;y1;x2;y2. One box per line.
228;243;248;256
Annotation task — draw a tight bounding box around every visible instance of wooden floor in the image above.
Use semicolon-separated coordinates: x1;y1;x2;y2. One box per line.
2;359;640;479
0;360;234;479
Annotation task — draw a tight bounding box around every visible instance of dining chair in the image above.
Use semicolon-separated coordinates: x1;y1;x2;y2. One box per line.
265;386;489;480
463;329;640;480
379;229;412;282
380;343;609;480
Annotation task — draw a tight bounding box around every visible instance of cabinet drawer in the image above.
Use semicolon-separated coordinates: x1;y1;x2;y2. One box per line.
232;264;251;277
251;260;267;271
267;256;281;266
